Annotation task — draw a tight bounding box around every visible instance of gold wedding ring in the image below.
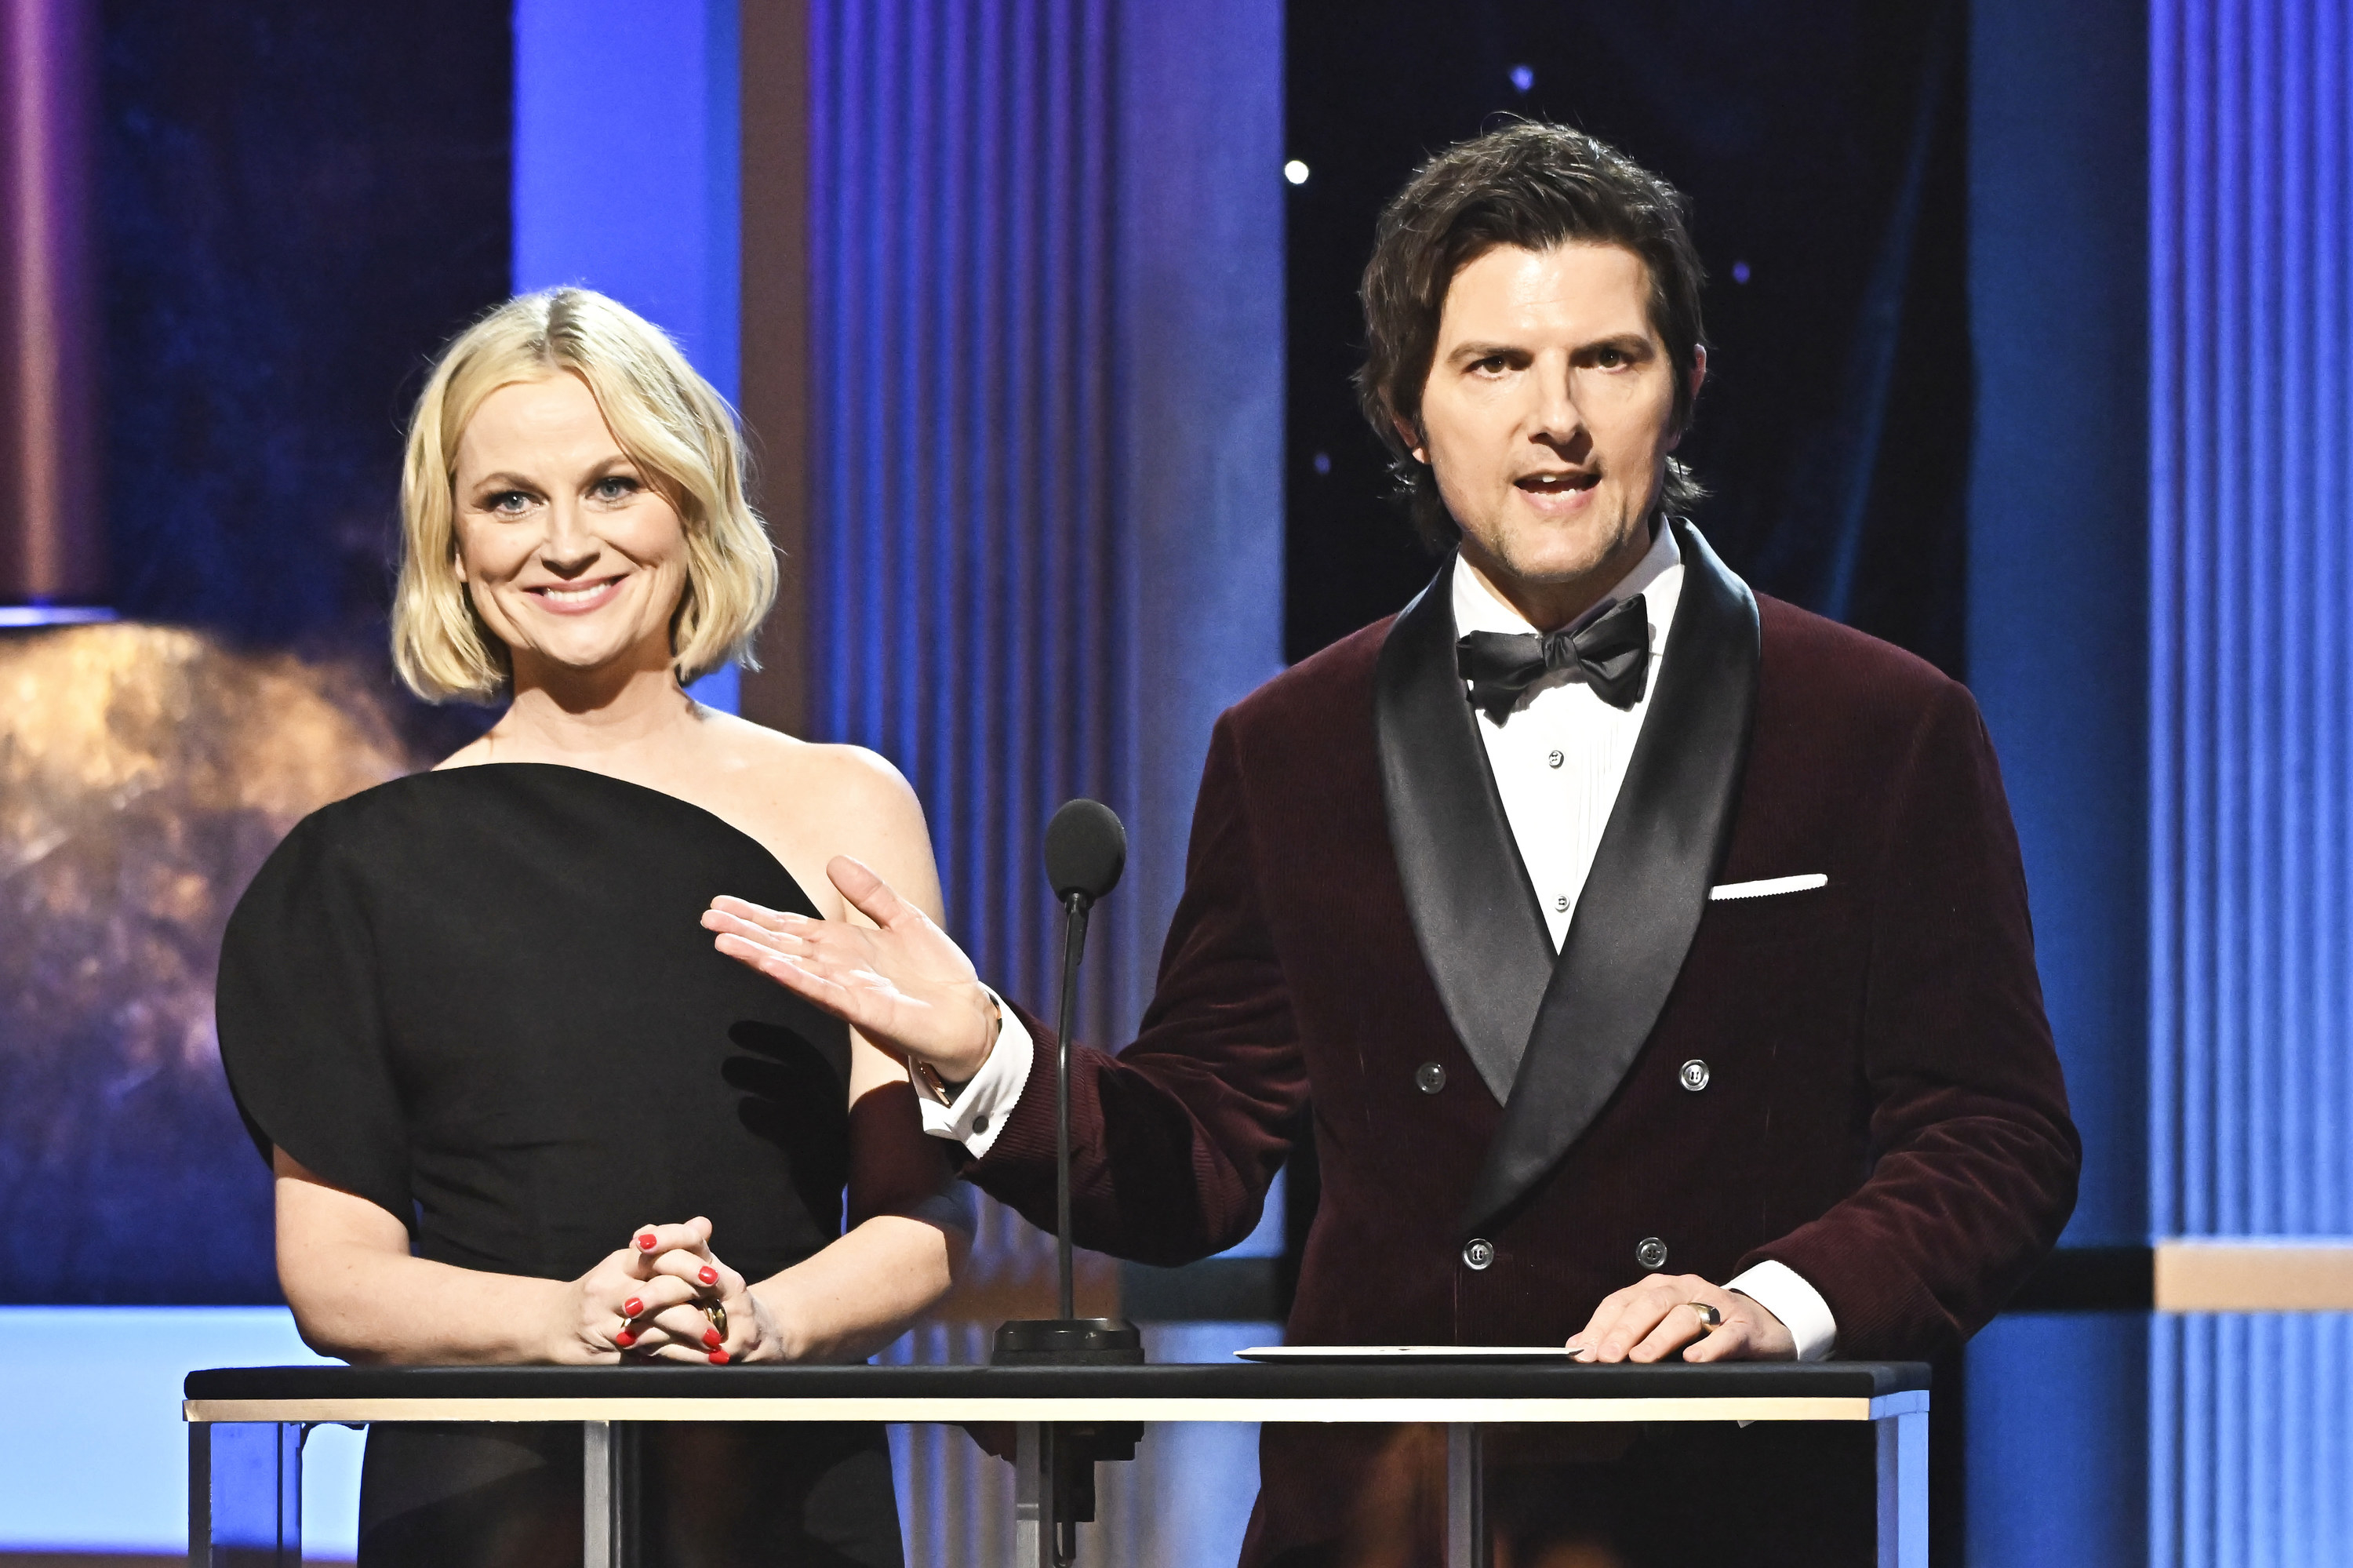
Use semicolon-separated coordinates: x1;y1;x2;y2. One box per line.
704;1300;729;1341
1686;1301;1723;1331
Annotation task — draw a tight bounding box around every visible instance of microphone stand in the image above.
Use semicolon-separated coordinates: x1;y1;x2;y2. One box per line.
992;830;1143;1568
1056;890;1082;1321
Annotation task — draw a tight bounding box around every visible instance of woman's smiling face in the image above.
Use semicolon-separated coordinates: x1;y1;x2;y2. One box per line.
449;373;689;686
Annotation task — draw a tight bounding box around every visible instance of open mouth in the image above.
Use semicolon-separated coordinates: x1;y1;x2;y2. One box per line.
1515;471;1601;496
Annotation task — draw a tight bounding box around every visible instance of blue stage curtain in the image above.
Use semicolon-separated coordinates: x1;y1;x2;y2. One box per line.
805;0;1284;1057
806;5;1283;1559
1963;0;2153;1559
2151;0;2353;1559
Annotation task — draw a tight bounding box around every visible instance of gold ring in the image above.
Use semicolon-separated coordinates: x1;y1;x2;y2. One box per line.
704;1300;729;1341
1686;1301;1722;1331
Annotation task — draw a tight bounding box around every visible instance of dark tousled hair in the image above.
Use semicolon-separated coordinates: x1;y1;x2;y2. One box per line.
1355;122;1711;548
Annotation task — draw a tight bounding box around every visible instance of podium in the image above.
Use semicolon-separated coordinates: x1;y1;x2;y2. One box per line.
184;1359;1930;1568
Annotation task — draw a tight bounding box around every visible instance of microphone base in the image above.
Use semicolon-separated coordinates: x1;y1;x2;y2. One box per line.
990;1316;1146;1366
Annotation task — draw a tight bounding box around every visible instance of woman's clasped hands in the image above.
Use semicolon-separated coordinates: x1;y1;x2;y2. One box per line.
560;1215;784;1365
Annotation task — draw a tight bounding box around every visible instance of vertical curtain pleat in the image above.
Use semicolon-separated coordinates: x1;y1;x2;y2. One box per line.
2151;1;2353;1560
809;0;1147;1548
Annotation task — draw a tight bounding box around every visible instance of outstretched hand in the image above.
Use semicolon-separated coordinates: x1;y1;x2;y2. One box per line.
703;856;1001;1082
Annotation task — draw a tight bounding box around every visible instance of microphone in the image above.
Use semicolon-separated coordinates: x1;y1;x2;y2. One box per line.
1041;798;1124;1314
993;799;1141;1341
1044;798;1126;915
992;799;1144;1568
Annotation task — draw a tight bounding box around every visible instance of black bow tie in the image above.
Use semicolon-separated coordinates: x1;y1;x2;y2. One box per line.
1456;594;1650;721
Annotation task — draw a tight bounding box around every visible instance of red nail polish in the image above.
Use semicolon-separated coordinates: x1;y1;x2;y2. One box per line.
637;1234;657;1251
703;1326;723;1348
623;1297;643;1318
707;1349;731;1365
698;1266;718;1285
615;1330;637;1348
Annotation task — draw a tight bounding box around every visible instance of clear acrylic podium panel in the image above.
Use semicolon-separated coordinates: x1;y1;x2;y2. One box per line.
184;1360;1929;1568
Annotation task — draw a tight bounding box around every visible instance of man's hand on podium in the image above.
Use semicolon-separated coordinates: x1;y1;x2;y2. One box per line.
1566;1273;1798;1364
704;855;1002;1084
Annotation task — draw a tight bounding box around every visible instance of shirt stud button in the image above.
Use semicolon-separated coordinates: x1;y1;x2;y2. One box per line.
1636;1236;1669;1271
1547;749;1565;768
1416;1061;1447;1094
1464;1239;1495;1271
1678;1060;1710;1092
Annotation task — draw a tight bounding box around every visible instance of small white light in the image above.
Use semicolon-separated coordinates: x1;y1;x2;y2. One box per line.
1283;159;1310;186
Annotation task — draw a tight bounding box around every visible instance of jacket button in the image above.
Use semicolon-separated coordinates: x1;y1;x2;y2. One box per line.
1678;1059;1710;1092
1635;1236;1668;1271
1416;1061;1447;1094
1463;1238;1495;1271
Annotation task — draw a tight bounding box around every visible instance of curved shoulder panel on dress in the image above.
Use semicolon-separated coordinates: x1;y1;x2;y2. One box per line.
216;806;416;1231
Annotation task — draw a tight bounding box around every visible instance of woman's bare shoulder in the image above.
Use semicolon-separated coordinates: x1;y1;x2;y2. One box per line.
697;714;924;827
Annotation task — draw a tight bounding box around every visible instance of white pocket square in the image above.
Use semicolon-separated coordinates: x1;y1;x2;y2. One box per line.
1708;872;1829;902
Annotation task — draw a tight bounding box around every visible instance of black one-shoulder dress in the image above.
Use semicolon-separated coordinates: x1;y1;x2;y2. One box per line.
217;763;903;1568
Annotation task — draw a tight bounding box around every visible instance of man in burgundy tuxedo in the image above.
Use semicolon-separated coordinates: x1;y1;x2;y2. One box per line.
710;123;2079;1565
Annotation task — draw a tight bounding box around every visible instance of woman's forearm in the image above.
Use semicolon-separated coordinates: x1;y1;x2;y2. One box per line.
275;1154;588;1365
752;1213;966;1363
282;1241;571;1366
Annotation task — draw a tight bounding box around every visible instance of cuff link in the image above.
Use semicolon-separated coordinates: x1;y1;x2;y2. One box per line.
914;1059;960;1104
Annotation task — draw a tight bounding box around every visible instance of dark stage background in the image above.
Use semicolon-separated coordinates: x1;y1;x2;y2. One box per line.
0;2;511;1305
1284;0;1972;675
11;2;1984;1309
13;1;2351;1563
105;0;509;658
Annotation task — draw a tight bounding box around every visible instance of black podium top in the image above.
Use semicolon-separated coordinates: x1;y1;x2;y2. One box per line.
187;1359;1929;1425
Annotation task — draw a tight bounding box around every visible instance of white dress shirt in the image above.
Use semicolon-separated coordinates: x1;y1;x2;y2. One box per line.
1455;522;1684;950
918;527;1838;1360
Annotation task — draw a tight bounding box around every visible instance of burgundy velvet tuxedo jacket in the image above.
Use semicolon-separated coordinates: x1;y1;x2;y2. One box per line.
964;522;2078;1549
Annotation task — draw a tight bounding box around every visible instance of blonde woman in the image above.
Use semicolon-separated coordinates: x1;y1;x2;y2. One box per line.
216;288;966;1566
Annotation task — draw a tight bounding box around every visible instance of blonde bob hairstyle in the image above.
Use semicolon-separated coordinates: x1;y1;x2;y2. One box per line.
391;287;776;701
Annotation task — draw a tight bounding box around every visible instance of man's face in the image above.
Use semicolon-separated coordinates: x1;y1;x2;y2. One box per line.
1405;242;1700;621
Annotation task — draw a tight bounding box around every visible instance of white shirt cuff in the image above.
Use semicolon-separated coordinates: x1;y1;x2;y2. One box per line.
910;988;1033;1159
1726;1259;1838;1362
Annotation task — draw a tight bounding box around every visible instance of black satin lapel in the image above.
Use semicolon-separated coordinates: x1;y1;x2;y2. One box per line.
1459;520;1762;1231
1375;555;1557;1104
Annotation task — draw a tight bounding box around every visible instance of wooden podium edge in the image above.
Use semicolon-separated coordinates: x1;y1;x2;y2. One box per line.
184;1393;1902;1426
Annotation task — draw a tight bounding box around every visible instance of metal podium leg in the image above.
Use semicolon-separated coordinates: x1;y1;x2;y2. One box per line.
1445;1423;1486;1568
1875;1409;1928;1568
584;1421;613;1568
188;1422;302;1567
584;1420;638;1568
1014;1421;1053;1568
187;1424;208;1568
